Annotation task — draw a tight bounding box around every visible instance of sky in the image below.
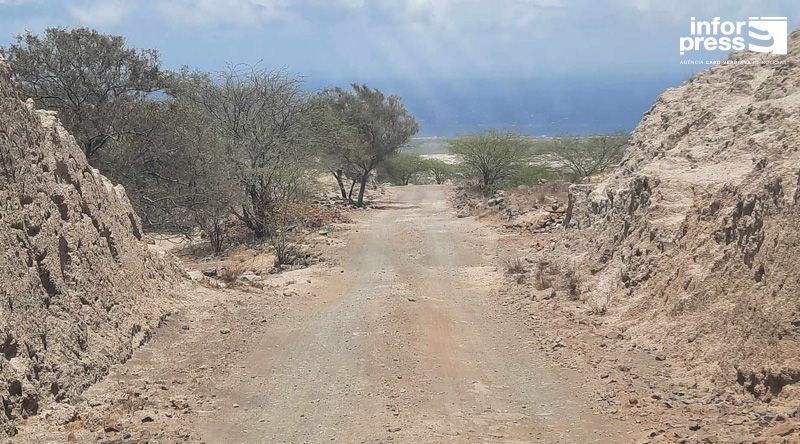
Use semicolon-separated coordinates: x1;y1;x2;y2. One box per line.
1;0;799;135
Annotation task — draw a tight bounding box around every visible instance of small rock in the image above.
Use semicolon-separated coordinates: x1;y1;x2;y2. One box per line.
655;354;666;361
769;422;795;437
232;403;240;408
407;297;416;302
220;328;231;335
388;427;401;432
202;268;217;277
688;422;701;431
43;402;77;425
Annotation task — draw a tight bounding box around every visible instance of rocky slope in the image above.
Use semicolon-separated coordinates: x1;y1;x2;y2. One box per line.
559;30;800;402
0;57;183;435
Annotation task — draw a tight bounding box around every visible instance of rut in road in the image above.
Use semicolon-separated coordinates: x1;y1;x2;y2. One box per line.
197;185;633;443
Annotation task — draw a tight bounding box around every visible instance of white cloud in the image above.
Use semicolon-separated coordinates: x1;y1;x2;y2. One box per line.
67;0;133;26
329;0;565;30
146;0;564;30
156;0;291;27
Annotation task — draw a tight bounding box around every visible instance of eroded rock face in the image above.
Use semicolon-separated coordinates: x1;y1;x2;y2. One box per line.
0;58;183;435
559;30;800;399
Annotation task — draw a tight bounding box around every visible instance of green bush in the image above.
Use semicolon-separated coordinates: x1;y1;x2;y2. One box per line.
423;158;458;184
384;153;426;185
448;130;530;190
503;164;561;187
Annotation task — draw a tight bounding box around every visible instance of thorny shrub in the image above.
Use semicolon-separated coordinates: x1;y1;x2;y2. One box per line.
272;232;315;268
532;261;555;290
218;264;245;284
563;269;581;300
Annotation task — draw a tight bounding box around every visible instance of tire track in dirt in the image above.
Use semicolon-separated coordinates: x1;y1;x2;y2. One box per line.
197;185;635;443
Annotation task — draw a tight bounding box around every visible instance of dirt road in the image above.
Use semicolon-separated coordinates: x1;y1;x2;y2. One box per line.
16;185;637;443
192;185;631;443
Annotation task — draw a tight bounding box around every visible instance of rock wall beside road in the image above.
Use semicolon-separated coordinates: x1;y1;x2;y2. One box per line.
560;30;800;401
0;57;183;435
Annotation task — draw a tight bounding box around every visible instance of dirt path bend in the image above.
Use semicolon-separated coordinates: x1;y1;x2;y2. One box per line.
196;185;633;443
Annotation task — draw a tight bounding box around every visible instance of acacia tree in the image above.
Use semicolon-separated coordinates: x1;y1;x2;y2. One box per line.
311;95;360;200
1;28;163;161
546;132;629;179
101;94;240;254
424;158;457;184
324;84;419;206
174;66;327;238
449;130;529;190
384;153;425;185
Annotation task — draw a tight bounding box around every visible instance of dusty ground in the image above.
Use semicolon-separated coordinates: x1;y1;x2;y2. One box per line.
15;184;798;443
14;185;647;443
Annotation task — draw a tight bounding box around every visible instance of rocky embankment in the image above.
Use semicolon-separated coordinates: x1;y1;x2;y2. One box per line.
555;31;800;402
0;57;182;435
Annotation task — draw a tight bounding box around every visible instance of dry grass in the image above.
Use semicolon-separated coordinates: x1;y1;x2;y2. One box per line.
503;257;526;275
563;269;581;300
272;233;314;268
532;261;555;290
218;264;245;284
516;181;570;208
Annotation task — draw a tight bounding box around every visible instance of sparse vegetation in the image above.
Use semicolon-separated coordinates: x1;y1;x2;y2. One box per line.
504;163;561;187
503;256;526;275
449;130;530;191
322;85;419;206
563;269;581;300
271;231;314;268
539;132;629;180
6;6;799;444
1;28;164;161
384;153;425;185
2;28;420;253
532;261;555;290
424;158;459;184
218;265;245;284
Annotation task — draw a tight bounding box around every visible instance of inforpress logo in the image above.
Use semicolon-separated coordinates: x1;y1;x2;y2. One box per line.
679;17;788;55
748;17;788;54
